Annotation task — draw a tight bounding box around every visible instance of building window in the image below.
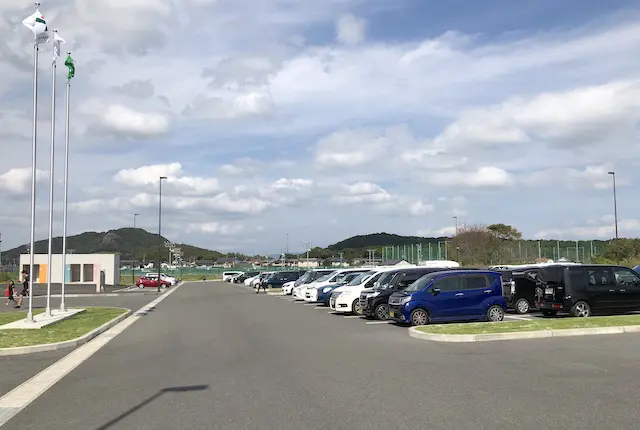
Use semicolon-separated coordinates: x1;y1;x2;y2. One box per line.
83;264;94;282
70;264;81;282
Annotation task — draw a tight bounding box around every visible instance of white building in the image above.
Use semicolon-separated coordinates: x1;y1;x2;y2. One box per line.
297;258;321;268
18;253;120;286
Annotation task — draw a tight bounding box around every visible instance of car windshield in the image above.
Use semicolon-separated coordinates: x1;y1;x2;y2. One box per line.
294;272;311;286
315;274;331;283
404;272;441;292
375;273;402;291
374;271;396;289
342;273;364;286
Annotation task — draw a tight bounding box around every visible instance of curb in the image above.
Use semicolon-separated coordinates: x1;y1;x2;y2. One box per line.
0;308;132;356
267;292;285;296
408;324;640;343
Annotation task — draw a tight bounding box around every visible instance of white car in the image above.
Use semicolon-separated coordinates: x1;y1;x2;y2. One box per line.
144;272;177;286
244;275;260;286
303;269;369;302
291;269;335;298
330;266;407;314
282;281;296;295
222;271;244;282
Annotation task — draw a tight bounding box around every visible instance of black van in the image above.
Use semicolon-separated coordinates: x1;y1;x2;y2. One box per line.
360;267;448;320
496;266;541;314
535;264;640;317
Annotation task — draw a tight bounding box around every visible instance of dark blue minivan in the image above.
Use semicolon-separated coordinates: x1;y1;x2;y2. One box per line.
388;270;507;326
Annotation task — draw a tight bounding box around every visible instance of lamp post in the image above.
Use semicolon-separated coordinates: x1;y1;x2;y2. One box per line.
608;171;619;264
132;213;139;285
157;176;167;292
453;216;458;236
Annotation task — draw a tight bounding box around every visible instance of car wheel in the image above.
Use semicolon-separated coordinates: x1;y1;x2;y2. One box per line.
410;308;429;326
375;303;390;320
571;301;591;318
514;298;530;314
352;299;363;315
486;305;505;322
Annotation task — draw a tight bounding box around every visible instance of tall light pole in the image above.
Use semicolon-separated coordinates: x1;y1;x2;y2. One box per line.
157;177;167;292
608;171;619;264
132;213;139;285
453;216;458;236
608;172;619;240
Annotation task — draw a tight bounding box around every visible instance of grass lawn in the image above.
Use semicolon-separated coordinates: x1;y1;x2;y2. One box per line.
0;307;127;349
416;314;640;335
180;274;222;281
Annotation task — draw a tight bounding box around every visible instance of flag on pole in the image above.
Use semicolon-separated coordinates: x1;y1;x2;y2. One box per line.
65;54;75;79
22;8;49;44
53;31;66;63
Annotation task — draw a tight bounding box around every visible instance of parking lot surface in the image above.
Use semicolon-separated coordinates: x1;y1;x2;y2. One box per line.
4;281;640;429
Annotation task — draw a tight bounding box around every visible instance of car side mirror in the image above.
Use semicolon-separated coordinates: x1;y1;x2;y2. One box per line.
432;288;441;296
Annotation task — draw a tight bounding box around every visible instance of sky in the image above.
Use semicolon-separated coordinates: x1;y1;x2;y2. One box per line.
1;0;640;255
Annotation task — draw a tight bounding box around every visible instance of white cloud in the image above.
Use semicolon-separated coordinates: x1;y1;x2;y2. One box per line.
430;167;513;188
417;226;456;237
113;163;219;195
185;222;244;235
336;14;366;46
0;168;48;195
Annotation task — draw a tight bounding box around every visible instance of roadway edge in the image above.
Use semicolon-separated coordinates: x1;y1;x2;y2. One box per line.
0;308;132;357
408;324;640;342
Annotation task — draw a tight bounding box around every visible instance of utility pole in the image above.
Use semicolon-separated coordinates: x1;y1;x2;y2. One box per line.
453;216;458;236
538;240;541;259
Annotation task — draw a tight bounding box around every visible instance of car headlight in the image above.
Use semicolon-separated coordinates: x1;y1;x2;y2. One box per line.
400;296;411;305
322;287;332;293
369;291;380;297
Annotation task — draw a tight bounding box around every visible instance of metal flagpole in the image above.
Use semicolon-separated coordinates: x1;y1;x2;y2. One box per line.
45;30;59;317
27;40;40;323
60;53;71;312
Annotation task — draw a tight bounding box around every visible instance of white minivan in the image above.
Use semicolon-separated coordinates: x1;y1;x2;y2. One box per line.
222;271;244;282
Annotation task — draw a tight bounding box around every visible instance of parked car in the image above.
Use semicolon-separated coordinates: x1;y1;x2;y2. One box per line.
360;267;449;320
388;270;507;326
264;271;306;289
222;271;244;282
144;272;177;286
535;264;640;317
493;266;542;314
330;267;402;313
304;268;370;302
316;272;362;305
136;276;171;289
234;271;259;284
292;269;336;298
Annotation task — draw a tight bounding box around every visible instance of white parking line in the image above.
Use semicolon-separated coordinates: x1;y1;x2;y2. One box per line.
365;321;392;325
343;315;361;319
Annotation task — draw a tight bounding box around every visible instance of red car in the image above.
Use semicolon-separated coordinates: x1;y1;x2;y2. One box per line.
136;276;171;288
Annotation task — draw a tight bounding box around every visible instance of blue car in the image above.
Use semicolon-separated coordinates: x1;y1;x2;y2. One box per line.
388;270;507;326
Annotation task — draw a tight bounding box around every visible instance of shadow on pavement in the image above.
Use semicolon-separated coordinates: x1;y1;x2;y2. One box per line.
94;384;209;430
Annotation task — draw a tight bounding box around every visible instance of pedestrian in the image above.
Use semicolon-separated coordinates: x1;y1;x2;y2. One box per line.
4;280;16;306
15;270;29;308
256;277;267;294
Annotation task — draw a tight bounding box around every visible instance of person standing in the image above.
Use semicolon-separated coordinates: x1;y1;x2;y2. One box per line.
15;270;29;308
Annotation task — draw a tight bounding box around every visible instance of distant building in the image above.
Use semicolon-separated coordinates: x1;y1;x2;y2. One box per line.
297;258;321;268
380;259;412;266
19;253;120;286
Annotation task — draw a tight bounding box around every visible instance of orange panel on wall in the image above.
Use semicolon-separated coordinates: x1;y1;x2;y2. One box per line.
39;264;47;283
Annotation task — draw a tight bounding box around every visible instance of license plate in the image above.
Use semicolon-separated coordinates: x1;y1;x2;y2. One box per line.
389;311;395;318
544;287;553;295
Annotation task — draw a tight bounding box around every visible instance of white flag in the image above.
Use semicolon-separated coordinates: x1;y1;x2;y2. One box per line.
22;8;49;45
53;31;66;62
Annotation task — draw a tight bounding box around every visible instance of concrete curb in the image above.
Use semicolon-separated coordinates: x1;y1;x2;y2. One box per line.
267;292;285;296
408;324;640;343
0;308;132;356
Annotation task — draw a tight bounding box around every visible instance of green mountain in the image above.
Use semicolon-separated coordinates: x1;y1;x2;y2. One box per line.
327;232;448;250
1;228;223;264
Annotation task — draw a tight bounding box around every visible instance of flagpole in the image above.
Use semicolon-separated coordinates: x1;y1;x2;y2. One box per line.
27;40;40;323
60;52;71;313
45;29;59;317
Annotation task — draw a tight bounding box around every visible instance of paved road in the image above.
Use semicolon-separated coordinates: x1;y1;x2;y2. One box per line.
4;281;640;429
0;293;164;398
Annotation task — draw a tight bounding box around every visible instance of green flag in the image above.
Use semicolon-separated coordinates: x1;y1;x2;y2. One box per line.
65;54;75;79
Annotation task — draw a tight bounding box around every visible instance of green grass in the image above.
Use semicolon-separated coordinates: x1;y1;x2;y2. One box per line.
0;307;127;349
416;314;640;335
180;274;222;281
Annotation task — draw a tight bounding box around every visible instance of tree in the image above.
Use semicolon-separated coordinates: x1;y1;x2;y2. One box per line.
451;224;504;265
487;224;522;241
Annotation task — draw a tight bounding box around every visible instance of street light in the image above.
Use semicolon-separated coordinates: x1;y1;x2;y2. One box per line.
453;216;458;236
132;213;139;285
157;176;167;293
608;172;619;240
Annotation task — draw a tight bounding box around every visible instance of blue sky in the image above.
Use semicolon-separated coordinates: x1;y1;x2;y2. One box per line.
1;0;640;255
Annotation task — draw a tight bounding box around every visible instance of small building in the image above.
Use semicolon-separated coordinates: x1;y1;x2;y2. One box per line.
297;258;321;268
380;259;412;266
19;253;120;286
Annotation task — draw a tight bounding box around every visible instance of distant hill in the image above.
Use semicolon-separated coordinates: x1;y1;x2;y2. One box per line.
1;228;223;264
327;232;448;250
